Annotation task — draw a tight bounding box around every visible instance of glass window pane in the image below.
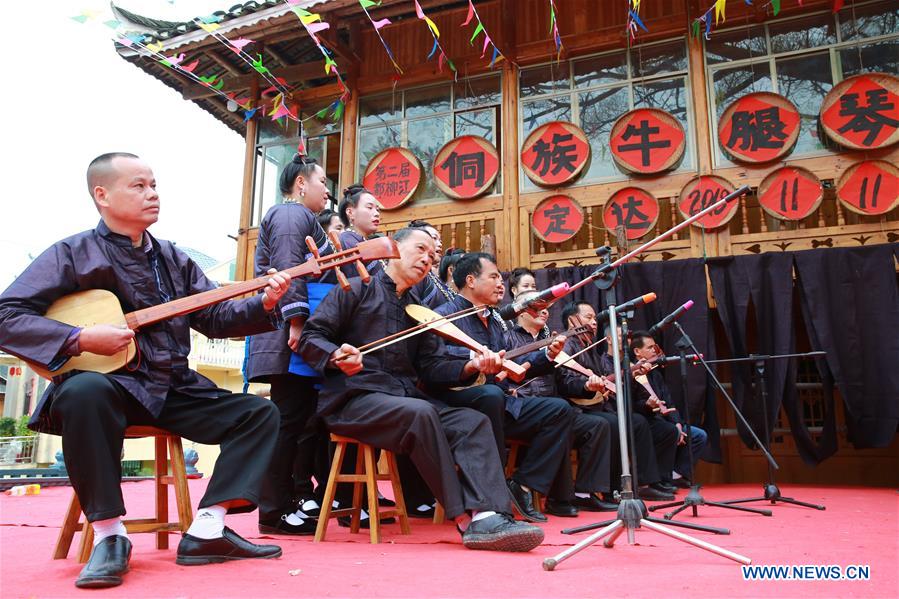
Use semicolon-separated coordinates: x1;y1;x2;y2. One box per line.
573;51;627;88
634;77;692;168
712;63;773;120
769;14;836;54
839;1;899;41
302;104;342;137
456;108;495;142
631;39;688;78
405;85;451;118
578;86;630;180
705;25;766;65
840;40;899;76
254;143;294;225
359;94;401;126
521;97;572;134
357;125;402;179
519;62;571;97
408;116;452;199
257;118;300;144
454;75;501;109
775;53;833;154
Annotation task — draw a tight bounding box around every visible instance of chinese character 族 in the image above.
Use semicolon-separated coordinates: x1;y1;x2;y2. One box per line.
440;151;485;188
837;89;899;146
610;195;651;232
530;133;578;177
726;107;788;152
542;203;575;238
618;120;671;167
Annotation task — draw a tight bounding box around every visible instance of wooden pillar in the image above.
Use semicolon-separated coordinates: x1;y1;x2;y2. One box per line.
501;61;522;271
339;67;360;191
236;79;260;282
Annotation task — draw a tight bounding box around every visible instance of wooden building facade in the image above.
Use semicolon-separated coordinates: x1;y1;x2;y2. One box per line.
114;0;898;485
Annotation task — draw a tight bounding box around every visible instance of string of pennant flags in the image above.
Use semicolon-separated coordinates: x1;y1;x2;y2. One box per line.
691;0;849;40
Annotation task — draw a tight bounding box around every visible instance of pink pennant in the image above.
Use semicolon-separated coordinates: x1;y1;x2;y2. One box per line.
482;34;491;57
271;103;291;120
414;0;425;19
372;18;391;29
229;38;254;53
462;0;475;26
438;52;446;72
306;22;329;36
117;36;134;47
180;59;199;73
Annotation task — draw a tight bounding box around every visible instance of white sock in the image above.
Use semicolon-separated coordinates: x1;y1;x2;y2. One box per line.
574;492;591;499
91;517;127;545
359;509;369;520
186;505;227;539
415;503;433;513
301;499;320;512
471;510;497;522
284;510;308;526
672;471;684;480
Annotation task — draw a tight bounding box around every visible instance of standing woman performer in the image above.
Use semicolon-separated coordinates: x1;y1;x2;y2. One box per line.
338;184;382;276
246;154;333;535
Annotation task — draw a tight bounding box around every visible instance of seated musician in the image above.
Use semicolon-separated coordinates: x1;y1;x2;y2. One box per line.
432;253;577;523
298;228;544;552
0;153;293;589
506;293;618;515
558;302;677;501
630;330;708;488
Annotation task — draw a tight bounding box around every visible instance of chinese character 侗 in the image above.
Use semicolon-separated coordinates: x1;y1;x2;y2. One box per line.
440;151;485;188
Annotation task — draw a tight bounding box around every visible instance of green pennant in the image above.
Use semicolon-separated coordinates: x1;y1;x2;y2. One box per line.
692;19;700;38
470;22;484;45
333;101;345;121
771;0;781;16
359;0;380;8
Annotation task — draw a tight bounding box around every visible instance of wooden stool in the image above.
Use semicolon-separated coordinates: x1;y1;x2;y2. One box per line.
53;426;193;563
315;434;410;544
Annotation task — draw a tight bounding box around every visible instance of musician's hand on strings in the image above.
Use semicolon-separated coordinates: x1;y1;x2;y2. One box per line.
645;397;662;411
467;348;505;376
676;423;687;445
330;343;363;376
287;318;304;352
633;359;652;376
546;334;567;361
79;324;135;356
585;374;606;393
261;268;292;311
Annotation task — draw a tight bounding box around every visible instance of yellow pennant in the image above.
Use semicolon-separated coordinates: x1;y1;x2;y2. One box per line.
714;0;727;24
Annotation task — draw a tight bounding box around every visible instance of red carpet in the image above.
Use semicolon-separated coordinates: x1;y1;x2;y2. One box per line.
1;480;896;598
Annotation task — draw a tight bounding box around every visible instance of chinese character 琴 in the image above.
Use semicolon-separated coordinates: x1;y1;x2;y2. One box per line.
837;89;899;146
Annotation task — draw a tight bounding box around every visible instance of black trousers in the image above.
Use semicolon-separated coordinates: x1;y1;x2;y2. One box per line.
584;408;662;487
324;392;511;519
646;416;678;481
49;372;278;522
431;384;506;460
258;373;327;521
504;395;576;495
547;411;612;500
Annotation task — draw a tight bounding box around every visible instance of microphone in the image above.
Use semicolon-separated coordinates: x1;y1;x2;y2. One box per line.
657;353;703;365
596;292;657;324
648;300;694;336
497;283;570;320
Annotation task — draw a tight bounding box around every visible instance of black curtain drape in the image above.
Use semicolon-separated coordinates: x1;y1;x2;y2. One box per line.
793;244;899;449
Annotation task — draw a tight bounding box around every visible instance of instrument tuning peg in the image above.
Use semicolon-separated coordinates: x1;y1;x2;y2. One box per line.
354;260;371;284
304;236;322;276
335;269;350;291
328;230;344;252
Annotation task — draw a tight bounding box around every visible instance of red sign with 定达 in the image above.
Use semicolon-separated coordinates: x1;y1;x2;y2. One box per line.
433;135;499;200
520;121;591;187
757;167;823;221
610;108;685;175
836;160;899;216
678;176;739;230
363;147;422;210
820;73;899;150
531;195;584;243
718;92;801;163
603;187;660;241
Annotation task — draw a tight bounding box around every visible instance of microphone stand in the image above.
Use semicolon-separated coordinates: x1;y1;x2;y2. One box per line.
704;351;827;511
648;323;774;522
543;307;751;571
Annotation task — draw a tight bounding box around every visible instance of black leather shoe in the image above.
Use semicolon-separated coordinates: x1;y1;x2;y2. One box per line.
337;514;396;528
462;514;544;552
507;479;548;523
637;485;675;501
176;527;282;565
407;504;437;519
654;481;678;494
258;514;317;536
377;495;396;507
295;497;322;519
573;494;618;512
75;535;132;589
601;492;620;504
671;477;692;489
545;499;579;517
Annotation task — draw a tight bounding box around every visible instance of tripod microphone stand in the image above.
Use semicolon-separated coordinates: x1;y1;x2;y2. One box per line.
543;306;751;571
649;323;773;522
706;352;827;511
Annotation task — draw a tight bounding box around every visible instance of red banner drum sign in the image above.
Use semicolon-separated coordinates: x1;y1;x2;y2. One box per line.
835;160;899;216
678;176;739;229
362;147;422;210
819;73;899;150
610;108;686;175
433;135;500;199
603;187;660;240
718;92;801;163
531;195;584;243
520;121;591;187
757;166;823;221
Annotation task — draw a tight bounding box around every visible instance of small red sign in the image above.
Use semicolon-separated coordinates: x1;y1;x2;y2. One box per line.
820;73;899;150
610;108;685;175
520;121;591;187
678;176;738;230
362;147;422;210
757;167;823;221
836;160;899;216
531;195;584;243
602;187;660;240
718;92;801;163
433;135;500;199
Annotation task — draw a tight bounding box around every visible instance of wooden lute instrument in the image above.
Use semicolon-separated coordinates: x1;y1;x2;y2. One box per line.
405;304;529;383
28;235;399;379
